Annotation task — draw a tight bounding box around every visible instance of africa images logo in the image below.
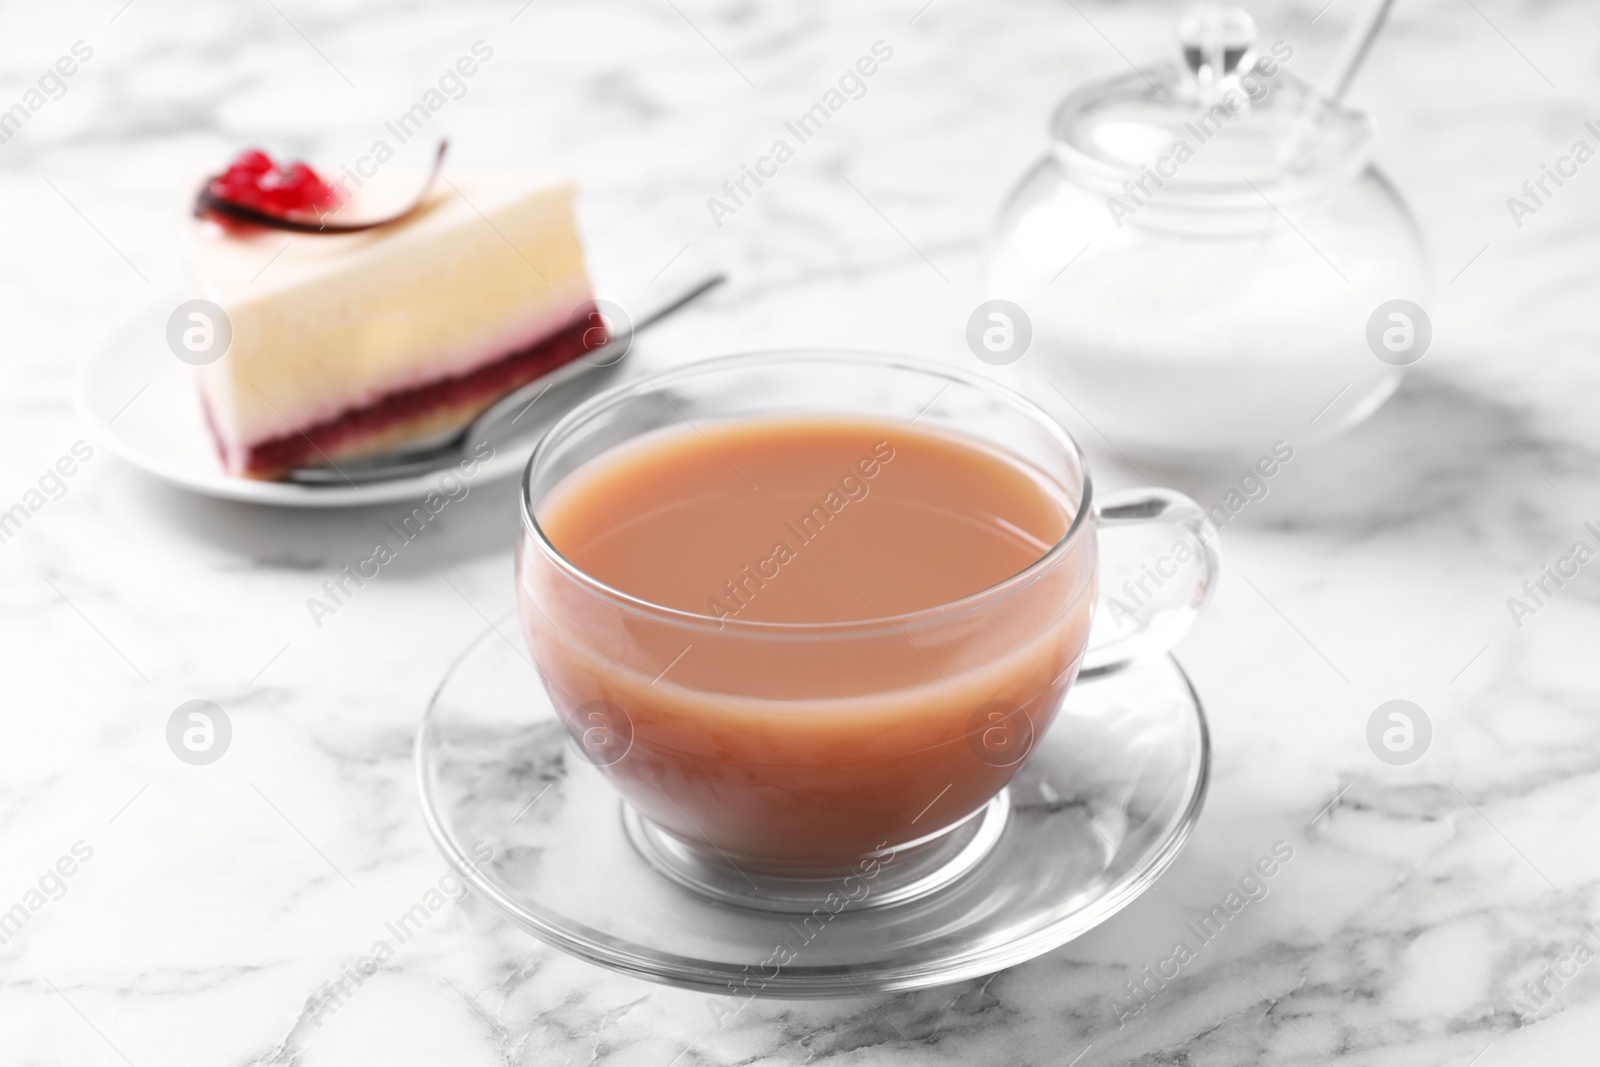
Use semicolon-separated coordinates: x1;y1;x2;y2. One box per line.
1111;840;1295;1027
1104;40;1294;227
705;41;895;228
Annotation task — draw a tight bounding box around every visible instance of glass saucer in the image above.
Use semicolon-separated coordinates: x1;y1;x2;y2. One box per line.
415;617;1210;997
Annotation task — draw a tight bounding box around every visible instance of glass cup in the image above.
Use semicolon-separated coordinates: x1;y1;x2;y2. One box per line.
516;352;1218;906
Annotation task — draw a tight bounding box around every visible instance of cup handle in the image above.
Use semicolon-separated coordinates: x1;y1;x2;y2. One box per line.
1080;488;1221;678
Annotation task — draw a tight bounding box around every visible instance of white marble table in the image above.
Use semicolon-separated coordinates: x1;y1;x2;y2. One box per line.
4;0;1599;1063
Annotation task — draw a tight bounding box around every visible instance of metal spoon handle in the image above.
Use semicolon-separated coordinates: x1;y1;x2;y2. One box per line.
1323;0;1398;104
461;272;725;444
631;273;726;333
286;273;725;486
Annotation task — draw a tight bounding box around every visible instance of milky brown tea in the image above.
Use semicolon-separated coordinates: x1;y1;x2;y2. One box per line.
517;415;1094;868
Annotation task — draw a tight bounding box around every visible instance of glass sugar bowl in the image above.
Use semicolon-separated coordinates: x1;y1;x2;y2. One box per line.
983;6;1429;461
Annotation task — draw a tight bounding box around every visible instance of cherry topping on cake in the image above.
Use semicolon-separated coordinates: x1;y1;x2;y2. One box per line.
203;148;340;227
196;140;449;236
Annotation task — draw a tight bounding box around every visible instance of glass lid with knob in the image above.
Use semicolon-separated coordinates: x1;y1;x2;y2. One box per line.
1050;5;1374;206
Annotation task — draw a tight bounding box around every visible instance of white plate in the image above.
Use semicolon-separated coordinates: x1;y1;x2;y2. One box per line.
76;300;534;508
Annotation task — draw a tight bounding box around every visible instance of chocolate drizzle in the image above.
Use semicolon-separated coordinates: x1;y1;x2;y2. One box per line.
195;140;449;234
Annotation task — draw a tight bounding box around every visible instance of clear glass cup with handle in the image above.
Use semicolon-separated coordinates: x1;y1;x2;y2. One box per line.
515;351;1220;907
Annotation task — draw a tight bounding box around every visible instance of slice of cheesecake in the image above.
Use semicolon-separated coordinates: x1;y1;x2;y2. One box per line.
184;157;602;480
